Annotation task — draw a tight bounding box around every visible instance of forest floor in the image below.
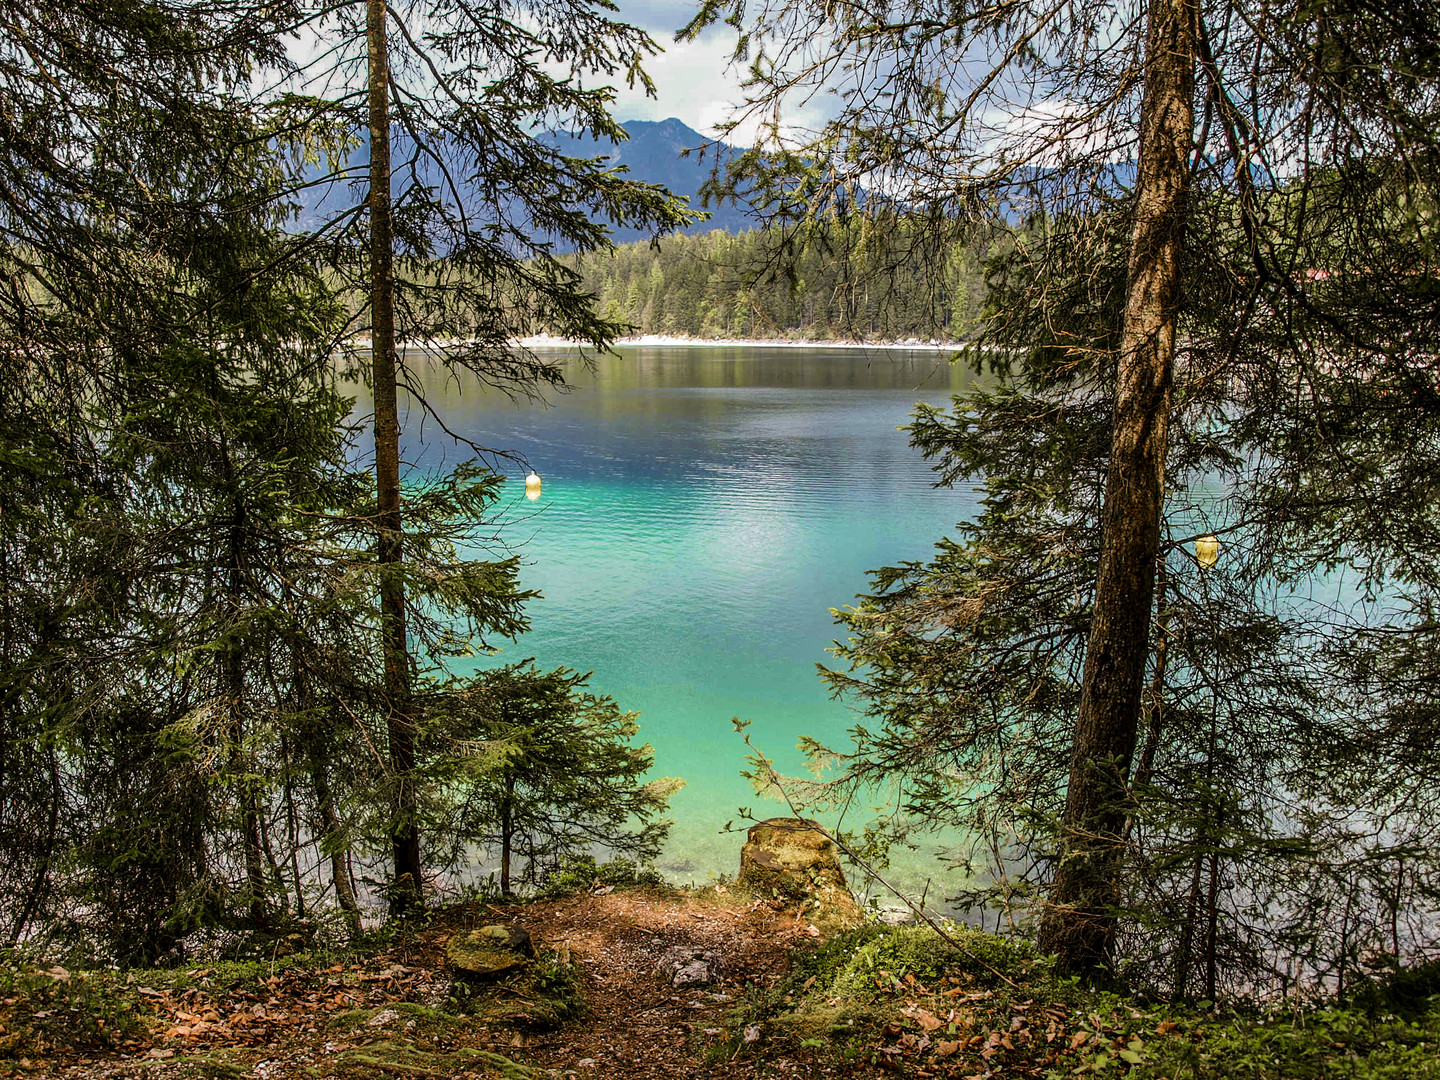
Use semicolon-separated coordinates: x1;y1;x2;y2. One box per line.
6;885;1440;1080
2;887;822;1080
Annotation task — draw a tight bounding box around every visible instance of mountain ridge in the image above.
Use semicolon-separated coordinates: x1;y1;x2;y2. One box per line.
546;117;758;241
291;118;757;245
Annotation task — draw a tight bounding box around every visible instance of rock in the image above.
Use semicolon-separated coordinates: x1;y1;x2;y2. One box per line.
656;945;724;986
447;924;534;979
737;817;864;935
876;904;916;926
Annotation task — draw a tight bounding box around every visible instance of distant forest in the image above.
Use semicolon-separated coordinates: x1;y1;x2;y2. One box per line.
558;221;998;342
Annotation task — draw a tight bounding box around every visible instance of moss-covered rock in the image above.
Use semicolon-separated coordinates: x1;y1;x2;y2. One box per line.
737;817;863;935
446;925;533;979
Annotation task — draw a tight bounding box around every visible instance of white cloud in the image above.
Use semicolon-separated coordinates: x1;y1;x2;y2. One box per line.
609;30;750;139
610;28;833;147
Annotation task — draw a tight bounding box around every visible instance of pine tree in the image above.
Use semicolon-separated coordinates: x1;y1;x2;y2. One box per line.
280;0;695;914
684;0;1440;976
426;664;681;896
0;0;355;950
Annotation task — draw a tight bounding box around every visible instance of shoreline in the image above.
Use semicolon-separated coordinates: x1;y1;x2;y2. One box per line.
342;333;989;353
519;331;977;352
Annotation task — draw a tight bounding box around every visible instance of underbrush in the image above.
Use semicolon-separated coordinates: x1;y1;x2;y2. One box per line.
533;856;671;899
444;947;586;1028
716;923;1440;1079
0;958;146;1057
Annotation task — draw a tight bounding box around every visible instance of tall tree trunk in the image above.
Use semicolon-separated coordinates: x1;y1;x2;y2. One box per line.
280;733;306;920
367;0;422;916
499;775;514;897
9;748;60;946
1040;0;1196;975
222;488;269;930
310;752;362;933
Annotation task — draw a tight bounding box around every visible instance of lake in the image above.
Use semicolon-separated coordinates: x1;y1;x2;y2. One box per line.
402;345;982;887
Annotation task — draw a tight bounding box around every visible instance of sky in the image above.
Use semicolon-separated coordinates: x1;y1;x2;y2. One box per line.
603;0;756;139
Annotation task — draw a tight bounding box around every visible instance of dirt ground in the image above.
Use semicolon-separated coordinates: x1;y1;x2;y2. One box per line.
21;889;823;1080
517;890;817;1078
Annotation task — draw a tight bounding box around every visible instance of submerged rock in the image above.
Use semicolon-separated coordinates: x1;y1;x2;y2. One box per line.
447;924;533;979
737;817;863;934
876;904;916;926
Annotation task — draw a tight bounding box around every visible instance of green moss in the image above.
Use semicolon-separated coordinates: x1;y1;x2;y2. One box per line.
333;1042;539;1079
327;1001;466;1036
768;1001;892;1042
447;948;584;1028
143;953;334;994
838;924;1047;994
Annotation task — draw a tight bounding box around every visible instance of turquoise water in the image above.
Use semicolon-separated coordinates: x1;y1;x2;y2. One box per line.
404;346;981;882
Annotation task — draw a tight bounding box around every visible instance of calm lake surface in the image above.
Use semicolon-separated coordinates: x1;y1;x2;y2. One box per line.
403;345;982;883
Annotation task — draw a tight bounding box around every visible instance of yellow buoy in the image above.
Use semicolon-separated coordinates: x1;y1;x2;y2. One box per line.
1195;534;1219;569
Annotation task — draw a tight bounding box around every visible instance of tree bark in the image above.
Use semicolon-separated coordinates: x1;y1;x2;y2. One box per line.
222;487;269;930
367;0;422;917
309;748;361;933
500;775;514;896
1040;0;1196;974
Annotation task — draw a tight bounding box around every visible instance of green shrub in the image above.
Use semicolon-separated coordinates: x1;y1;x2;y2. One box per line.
1352;957;1440;1019
535;855;667;898
789;923;1047;1000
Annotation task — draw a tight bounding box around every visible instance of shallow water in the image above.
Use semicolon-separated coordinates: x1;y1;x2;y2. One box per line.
399;345;983;886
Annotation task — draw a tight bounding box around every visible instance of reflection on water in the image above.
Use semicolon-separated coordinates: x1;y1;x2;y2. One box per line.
394;346;983;885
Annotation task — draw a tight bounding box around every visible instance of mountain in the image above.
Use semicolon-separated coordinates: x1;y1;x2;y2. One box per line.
546;118;759;241
289;118;758;245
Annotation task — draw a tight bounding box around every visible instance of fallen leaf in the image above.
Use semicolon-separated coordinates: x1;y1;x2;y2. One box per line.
1069;1030;1091;1051
933;1040;960;1058
1156;1019;1180;1035
908;1007;944;1032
